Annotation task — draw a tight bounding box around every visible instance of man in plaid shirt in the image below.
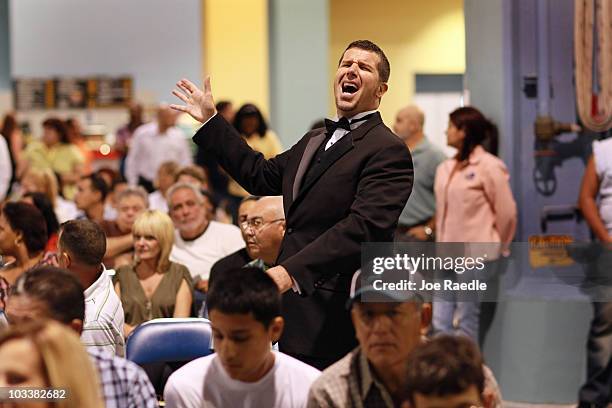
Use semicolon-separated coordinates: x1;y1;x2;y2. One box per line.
5;265;158;407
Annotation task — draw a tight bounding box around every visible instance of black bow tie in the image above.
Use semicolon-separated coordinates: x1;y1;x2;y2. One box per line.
324;117;351;135
324;113;377;135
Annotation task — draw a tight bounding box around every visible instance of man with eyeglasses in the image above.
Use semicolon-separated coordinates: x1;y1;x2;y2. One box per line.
307;272;502;408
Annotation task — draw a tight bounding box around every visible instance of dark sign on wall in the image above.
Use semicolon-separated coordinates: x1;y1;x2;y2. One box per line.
13;76;132;110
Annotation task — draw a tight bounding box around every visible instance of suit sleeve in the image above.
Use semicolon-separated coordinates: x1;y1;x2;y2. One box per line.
281;141;414;294
192;115;290;196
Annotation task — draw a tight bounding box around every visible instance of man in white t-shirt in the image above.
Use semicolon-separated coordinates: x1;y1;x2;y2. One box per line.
164;267;320;408
168;182;245;292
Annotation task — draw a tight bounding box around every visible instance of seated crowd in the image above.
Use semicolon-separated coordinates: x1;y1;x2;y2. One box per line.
0;108;504;407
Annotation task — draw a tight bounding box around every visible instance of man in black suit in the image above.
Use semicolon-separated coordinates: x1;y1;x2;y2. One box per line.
171;40;413;369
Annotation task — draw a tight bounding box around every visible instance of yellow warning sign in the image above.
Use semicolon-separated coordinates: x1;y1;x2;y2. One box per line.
528;235;574;268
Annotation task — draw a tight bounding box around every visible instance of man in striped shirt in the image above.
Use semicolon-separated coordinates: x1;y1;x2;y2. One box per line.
58;219;125;356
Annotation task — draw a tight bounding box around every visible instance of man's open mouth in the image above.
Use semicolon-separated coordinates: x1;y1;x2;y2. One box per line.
342;83;358;94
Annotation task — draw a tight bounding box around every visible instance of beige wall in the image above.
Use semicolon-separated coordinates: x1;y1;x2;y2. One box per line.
203;0;270;117
329;0;465;122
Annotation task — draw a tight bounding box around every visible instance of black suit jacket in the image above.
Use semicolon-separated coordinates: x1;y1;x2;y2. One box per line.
193;112;413;359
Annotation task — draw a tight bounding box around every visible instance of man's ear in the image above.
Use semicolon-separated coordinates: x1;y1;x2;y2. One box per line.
58;250;71;268
14;231;24;246
376;82;389;99
269;316;284;343
69;319;84;335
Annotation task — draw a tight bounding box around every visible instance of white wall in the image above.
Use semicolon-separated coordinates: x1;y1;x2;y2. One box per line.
9;0;202;105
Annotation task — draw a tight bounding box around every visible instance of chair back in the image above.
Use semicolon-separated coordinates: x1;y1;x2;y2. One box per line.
126;318;213;365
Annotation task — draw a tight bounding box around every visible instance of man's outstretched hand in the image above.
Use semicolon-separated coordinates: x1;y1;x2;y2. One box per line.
171;77;216;124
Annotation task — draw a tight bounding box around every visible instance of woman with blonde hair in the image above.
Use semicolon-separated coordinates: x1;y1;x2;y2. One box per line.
114;210;192;336
20;167;78;223
0;319;103;408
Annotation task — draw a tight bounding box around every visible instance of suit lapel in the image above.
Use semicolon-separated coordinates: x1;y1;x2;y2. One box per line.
297;133;354;196
292;131;326;200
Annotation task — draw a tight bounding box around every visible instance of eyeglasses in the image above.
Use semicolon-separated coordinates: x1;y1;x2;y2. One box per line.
240;217;285;232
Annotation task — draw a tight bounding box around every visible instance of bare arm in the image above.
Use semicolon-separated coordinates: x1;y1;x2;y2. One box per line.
579;156;612;242
106;234;133;258
173;279;193;318
114;281;134;337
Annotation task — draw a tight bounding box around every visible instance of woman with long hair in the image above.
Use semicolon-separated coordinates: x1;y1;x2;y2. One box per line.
0;202;48;286
114;210;193;336
433;106;517;345
21;192;60;253
20;167;79;223
0;319;103;408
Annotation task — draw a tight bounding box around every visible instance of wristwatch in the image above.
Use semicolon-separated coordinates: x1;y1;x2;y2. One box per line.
423;226;433;238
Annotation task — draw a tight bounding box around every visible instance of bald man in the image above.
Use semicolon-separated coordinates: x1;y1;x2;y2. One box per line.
243;196;286;267
393;105;446;242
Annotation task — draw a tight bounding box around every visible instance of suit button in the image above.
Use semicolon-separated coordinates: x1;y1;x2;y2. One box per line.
287;228;293;234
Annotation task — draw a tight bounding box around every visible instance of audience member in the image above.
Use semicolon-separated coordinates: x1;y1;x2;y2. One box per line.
208;196;260;287
114;210;193;336
393;105;446;242
403;335;494;408
101;186;149;268
66;117;93;174
21;192;60;252
176;165;210;191
0;127;11;202
96;167;126;221
115;103;145;177
241;196;285;267
20;167;79;223
57;220;124;356
168;183;244;293
75;173;110;224
5;266;158;407
1;113;25;194
164;267;320;408
226;104;283;205
307;273;502;407
0;319;104;408
577;136;612;407
433;106;517;344
23;117;84;199
0;202;47;285
125;105;192;192
149;161;181;213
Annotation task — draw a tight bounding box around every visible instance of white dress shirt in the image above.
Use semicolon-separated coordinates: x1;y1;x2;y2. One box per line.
324;109;378;150
125;122;193;185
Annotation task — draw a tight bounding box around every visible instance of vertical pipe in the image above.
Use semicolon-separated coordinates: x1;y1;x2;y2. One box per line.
537;0;551;116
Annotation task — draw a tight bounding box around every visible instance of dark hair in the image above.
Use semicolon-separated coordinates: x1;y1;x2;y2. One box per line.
96;167;123;190
177;165;208;185
241;195;261;204
233;103;268;138
449;106;499;161
2;202;47;256
11;266;85;324
59;220;107;267
81;173;109;202
340;40;390;83
215;100;232;113
42;118;69;144
22;192;60;237
405;335;485;402
207;267;281;327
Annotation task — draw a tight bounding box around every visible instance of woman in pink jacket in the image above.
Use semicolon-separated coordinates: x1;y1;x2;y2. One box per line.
433;106;517;345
